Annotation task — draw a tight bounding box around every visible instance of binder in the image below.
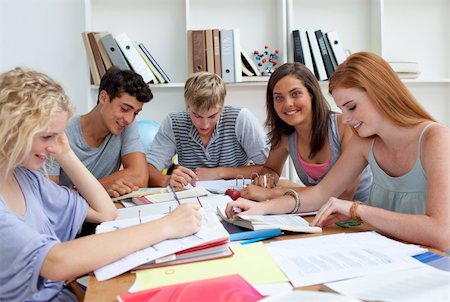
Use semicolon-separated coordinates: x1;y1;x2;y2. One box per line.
212;29;222;76
133;41;164;84
220;29;235;82
192;30;207;73
138;43;171;83
220;29;242;83
87;32;107;79
323;32;338;70
81;32;101;85
94;32;112;71
115;32;156;84
292;30;305;64
307;30;328;81
205;29;215;73
299;29;315;75
100;33;131;71
315;29;335;78
325;30;348;65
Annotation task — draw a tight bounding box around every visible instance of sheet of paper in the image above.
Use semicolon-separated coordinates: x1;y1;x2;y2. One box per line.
265;232;426;287
135;242;288;290
145;187;210;203
323;266;450;302
191;179;252;194
94;210;229;281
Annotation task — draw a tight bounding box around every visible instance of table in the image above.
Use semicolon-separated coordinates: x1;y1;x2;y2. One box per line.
84;217;373;302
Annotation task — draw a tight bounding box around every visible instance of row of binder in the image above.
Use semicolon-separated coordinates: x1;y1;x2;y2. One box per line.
188;28;264;83
82;31;171;85
292;29;348;81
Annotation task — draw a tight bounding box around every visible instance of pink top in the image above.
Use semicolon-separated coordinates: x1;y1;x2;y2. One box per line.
298;153;330;181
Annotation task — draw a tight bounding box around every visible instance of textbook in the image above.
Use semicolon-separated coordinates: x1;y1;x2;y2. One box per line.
136;186;211;204
116;274;264;302
94;210;230;281
220;220;283;241
217;206;322;233
110;187;168;202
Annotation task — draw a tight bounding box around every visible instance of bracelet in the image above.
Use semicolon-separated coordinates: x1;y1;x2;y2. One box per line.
284;189;301;214
350;201;363;222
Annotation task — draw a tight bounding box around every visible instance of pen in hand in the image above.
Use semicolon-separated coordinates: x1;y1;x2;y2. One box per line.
168;183;181;205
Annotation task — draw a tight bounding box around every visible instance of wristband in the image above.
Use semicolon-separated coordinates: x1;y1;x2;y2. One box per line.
350;201;363;222
284;189;301;214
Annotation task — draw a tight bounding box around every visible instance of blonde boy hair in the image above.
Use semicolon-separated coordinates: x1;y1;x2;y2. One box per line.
184;72;226;112
0;67;74;178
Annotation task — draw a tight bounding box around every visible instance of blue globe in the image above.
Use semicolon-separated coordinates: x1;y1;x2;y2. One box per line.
137;120;160;152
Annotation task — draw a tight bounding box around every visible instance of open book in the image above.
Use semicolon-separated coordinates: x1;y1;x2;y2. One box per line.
94;209;230;281
217;206;322;233
111;187;168;202
134;186;211;204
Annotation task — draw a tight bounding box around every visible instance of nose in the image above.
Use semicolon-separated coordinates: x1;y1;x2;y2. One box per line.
124;111;135;125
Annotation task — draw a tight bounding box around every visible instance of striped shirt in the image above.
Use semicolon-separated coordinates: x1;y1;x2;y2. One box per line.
147;106;269;171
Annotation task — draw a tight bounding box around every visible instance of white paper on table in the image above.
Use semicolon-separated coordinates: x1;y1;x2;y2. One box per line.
265;232;426;287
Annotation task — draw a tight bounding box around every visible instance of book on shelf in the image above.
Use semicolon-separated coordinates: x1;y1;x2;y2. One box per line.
205;29;215;73
315;29;335;78
138;43;171;83
323;32;338;70
241;48;260;76
212;28;222;76
93;32;113;71
87;32;107;79
133;41;165;84
298;29;315;75
94;210;230;281
116;274;264;302
192;30;207;73
325;30;348;65
217;206;322;233
115;32;156;84
292;30;305;64
81;32;101;85
307;29;328;81
100;33;131;71
220;29;242;83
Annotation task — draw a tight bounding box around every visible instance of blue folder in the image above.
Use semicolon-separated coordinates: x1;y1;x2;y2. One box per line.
220;220;282;241
413;251;450;272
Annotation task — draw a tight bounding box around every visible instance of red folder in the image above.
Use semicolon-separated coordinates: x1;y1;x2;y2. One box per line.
116;274;263;302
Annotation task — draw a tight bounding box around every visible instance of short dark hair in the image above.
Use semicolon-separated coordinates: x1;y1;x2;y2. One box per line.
97;67;153;104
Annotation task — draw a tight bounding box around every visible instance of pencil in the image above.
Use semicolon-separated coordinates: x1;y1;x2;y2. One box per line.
168;184;181;205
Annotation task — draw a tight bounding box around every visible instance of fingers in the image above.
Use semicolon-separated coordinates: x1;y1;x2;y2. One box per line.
105;180;137;197
170;166;198;188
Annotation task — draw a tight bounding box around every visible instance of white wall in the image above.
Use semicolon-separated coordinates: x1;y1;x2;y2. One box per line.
0;0;89;113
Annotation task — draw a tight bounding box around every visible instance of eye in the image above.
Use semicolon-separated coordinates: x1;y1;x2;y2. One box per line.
348;104;357;111
121;107;129;112
274;95;283;102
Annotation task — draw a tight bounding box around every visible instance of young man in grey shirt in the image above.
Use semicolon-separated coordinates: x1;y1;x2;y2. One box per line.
47;67;152;198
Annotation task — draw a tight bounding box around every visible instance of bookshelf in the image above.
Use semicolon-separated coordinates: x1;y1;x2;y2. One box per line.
83;0;449;127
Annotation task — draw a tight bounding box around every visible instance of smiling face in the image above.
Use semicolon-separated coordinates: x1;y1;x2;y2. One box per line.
332;86;384;137
24;111;69;170
189;106;222;138
99;91;144;135
272;75;313;127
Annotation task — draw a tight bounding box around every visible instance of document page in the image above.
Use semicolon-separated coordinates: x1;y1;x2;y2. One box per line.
94;210;229;281
266;232;426;287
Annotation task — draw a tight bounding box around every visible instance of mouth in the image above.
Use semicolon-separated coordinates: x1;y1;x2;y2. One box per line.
36;154;47;161
284;109;299;116
353;121;363;131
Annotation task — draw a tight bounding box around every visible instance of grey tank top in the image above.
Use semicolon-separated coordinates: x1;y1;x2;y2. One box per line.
288;113;372;202
367;124;433;214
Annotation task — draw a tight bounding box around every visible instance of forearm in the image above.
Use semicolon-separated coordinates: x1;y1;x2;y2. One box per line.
357;205;450;251
56;150;116;220
41;219;170;281
147;164;170;187
99;167;148;188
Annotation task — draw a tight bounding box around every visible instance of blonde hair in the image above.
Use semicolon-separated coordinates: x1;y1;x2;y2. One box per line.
329;52;435;126
0;67;74;178
184;72;226;112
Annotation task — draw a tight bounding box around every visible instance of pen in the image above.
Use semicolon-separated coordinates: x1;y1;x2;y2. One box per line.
168;184;181;205
196;196;203;207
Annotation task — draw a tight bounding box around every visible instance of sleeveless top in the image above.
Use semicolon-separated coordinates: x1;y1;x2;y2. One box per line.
367;124;432;214
288;113;372;202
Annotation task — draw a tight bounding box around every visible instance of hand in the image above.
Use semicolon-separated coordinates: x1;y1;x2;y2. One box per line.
160;203;201;239
101;179;139;198
48;133;72;160
252;173;276;189
239;184;272;202
310;197;353;227
169;166;198;189
225;197;265;218
194;167;220;180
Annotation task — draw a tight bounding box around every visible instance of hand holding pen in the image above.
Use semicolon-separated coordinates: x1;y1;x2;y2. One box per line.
169;166;199;189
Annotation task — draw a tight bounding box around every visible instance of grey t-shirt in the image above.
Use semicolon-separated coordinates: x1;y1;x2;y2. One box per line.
147;106;269;171
47;116;145;187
